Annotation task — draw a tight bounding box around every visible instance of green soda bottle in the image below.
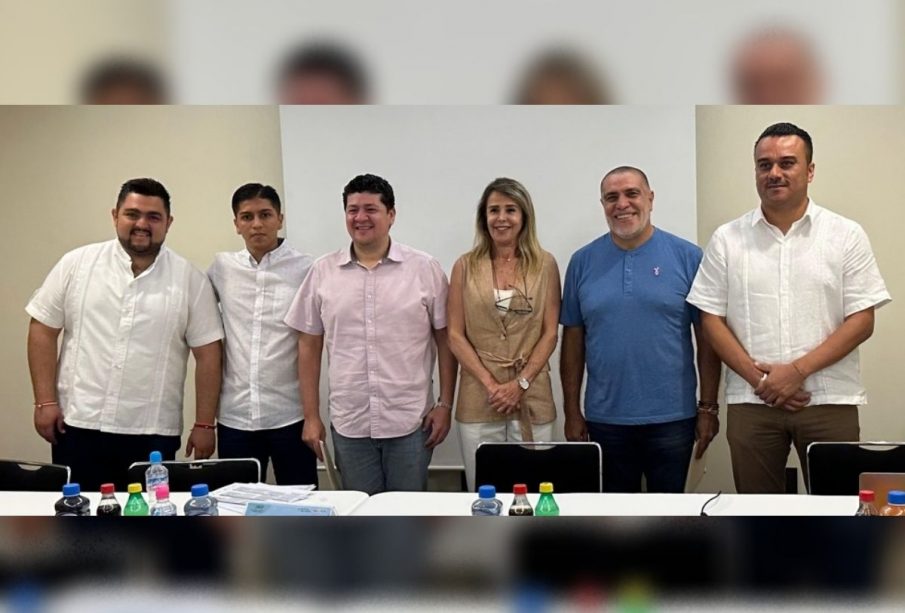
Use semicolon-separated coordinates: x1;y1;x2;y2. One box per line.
535;481;560;516
123;482;149;516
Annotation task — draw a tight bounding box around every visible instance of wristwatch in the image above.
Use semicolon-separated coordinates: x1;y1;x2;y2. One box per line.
518;376;530;391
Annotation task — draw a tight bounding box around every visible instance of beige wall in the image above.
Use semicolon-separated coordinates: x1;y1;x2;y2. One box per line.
0;106;283;463
696;106;904;493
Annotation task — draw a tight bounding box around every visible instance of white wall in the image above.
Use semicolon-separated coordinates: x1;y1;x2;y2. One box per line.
280;105;697;468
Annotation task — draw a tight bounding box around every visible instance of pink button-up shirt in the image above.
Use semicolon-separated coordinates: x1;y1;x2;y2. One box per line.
285;240;448;439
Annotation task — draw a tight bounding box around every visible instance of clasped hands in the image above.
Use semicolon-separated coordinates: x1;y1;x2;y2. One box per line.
752;361;811;411
486;379;524;415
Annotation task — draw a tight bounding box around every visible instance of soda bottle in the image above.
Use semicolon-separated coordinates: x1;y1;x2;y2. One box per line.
96;483;122;516
855;489;878;516
184;483;219;516
880;490;905;517
471;485;503;516
123;482;149;516
145;451;169;505
508;483;534;516
54;483;90;516
149;484;178;516
535;482;560;516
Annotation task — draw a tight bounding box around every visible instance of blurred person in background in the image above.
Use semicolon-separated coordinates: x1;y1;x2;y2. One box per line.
512;48;612;105
560;166;721;493
730;27;825;104
26;178;223;490
447;178;561;492
688;122;890;493
276;41;371;104
207;183;318;485
285;173;457;494
79;57;170;104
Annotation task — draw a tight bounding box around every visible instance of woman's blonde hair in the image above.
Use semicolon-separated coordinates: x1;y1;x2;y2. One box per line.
466;177;544;276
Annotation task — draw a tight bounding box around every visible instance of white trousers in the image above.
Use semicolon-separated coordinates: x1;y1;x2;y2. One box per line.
458;420;555;493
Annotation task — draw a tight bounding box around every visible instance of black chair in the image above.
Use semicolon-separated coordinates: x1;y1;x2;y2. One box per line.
0;459;70;491
807;442;905;494
127;458;261;492
474;441;602;493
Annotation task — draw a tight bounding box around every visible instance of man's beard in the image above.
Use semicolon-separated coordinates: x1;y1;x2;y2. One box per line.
118;231;163;258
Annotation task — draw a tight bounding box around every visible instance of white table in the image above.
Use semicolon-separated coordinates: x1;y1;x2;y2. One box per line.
0;489;369;516
352;492;859;516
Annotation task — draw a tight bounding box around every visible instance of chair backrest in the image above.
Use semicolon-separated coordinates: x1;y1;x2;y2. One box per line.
126;458;261;492
0;459;70;492
807;442;905;495
474;442;602;493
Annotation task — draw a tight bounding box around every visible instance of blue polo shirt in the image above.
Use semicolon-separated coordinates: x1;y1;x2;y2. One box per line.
560;228;702;425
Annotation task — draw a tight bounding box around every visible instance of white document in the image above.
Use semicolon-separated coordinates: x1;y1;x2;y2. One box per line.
320;440;343;490
685;443;708;493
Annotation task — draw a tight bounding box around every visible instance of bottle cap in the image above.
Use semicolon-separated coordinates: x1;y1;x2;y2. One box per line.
155;484;170;499
62;483;80;496
100;483;115;495
191;483;209;497
127;482;143;494
858;489;875;502
513;483;528;495
888;490;905;505
478;485;497;499
539;482;554;494
149;450;162;464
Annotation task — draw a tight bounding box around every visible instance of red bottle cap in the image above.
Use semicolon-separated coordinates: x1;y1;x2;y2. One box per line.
100;483;115;495
859;489;875;502
513;483;528;495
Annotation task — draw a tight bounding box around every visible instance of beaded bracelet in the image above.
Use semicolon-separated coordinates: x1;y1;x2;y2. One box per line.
697;400;720;415
193;422;216;430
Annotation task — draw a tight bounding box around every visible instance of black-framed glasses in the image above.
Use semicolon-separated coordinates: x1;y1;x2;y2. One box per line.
495;284;533;315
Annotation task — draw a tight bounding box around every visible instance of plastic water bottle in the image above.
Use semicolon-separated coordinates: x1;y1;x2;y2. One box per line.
184;483;219;516
96;483;122;516
123;482;149;516
149;484;178;516
855;489;878;516
54;483;90;516
471;485;503;516
880;490;905;517
508;483;534;516
145;450;169;505
535;482;560;516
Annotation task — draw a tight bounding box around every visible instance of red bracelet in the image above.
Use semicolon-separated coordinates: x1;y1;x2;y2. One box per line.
193;422;216;430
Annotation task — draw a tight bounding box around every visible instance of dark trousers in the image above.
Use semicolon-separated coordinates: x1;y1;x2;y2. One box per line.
52;424;180;492
217;421;318;486
587;417;696;493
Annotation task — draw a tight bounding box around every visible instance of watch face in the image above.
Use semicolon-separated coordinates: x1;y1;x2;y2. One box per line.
519;378;529;390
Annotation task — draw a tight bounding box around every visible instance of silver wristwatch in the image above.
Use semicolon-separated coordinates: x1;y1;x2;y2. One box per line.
518;376;530;391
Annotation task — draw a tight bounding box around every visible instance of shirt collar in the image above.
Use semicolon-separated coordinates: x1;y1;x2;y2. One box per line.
340;237;401;266
752;198;815;228
242;238;287;267
113;239;166;274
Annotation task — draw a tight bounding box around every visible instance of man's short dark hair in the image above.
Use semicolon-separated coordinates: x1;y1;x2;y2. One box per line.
231;183;282;216
755;122;814;163
601;165;651;189
116;178;171;214
80;58;169;104
278;42;369;102
342;174;395;210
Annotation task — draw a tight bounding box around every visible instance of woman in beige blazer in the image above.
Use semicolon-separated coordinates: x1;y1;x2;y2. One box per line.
448;177;561;492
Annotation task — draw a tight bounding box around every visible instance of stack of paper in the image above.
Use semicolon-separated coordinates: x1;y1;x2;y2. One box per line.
210;482;316;515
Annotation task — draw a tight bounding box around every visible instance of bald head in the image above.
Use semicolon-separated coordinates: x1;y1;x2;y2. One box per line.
601;166;650;191
731;27;824;104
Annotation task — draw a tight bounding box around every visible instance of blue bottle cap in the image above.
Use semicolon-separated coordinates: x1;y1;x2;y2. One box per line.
62;483;80;496
888;490;905;505
191;484;209;497
149;450;162;463
478;485;496;499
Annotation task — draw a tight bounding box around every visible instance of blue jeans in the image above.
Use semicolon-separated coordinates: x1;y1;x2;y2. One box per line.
331;426;432;495
587;417;696;493
218;421;318;486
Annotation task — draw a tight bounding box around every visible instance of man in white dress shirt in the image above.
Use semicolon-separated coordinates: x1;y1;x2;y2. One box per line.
688;122;891;493
26;178;223;490
207;183;317;485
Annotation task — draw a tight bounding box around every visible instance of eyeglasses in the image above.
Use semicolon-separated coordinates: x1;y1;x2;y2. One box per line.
495;283;533;315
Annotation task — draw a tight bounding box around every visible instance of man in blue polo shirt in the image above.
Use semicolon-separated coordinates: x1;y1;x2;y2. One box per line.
560;166;721;493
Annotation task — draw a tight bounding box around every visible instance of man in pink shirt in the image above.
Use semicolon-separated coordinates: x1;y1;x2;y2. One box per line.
285;174;457;494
